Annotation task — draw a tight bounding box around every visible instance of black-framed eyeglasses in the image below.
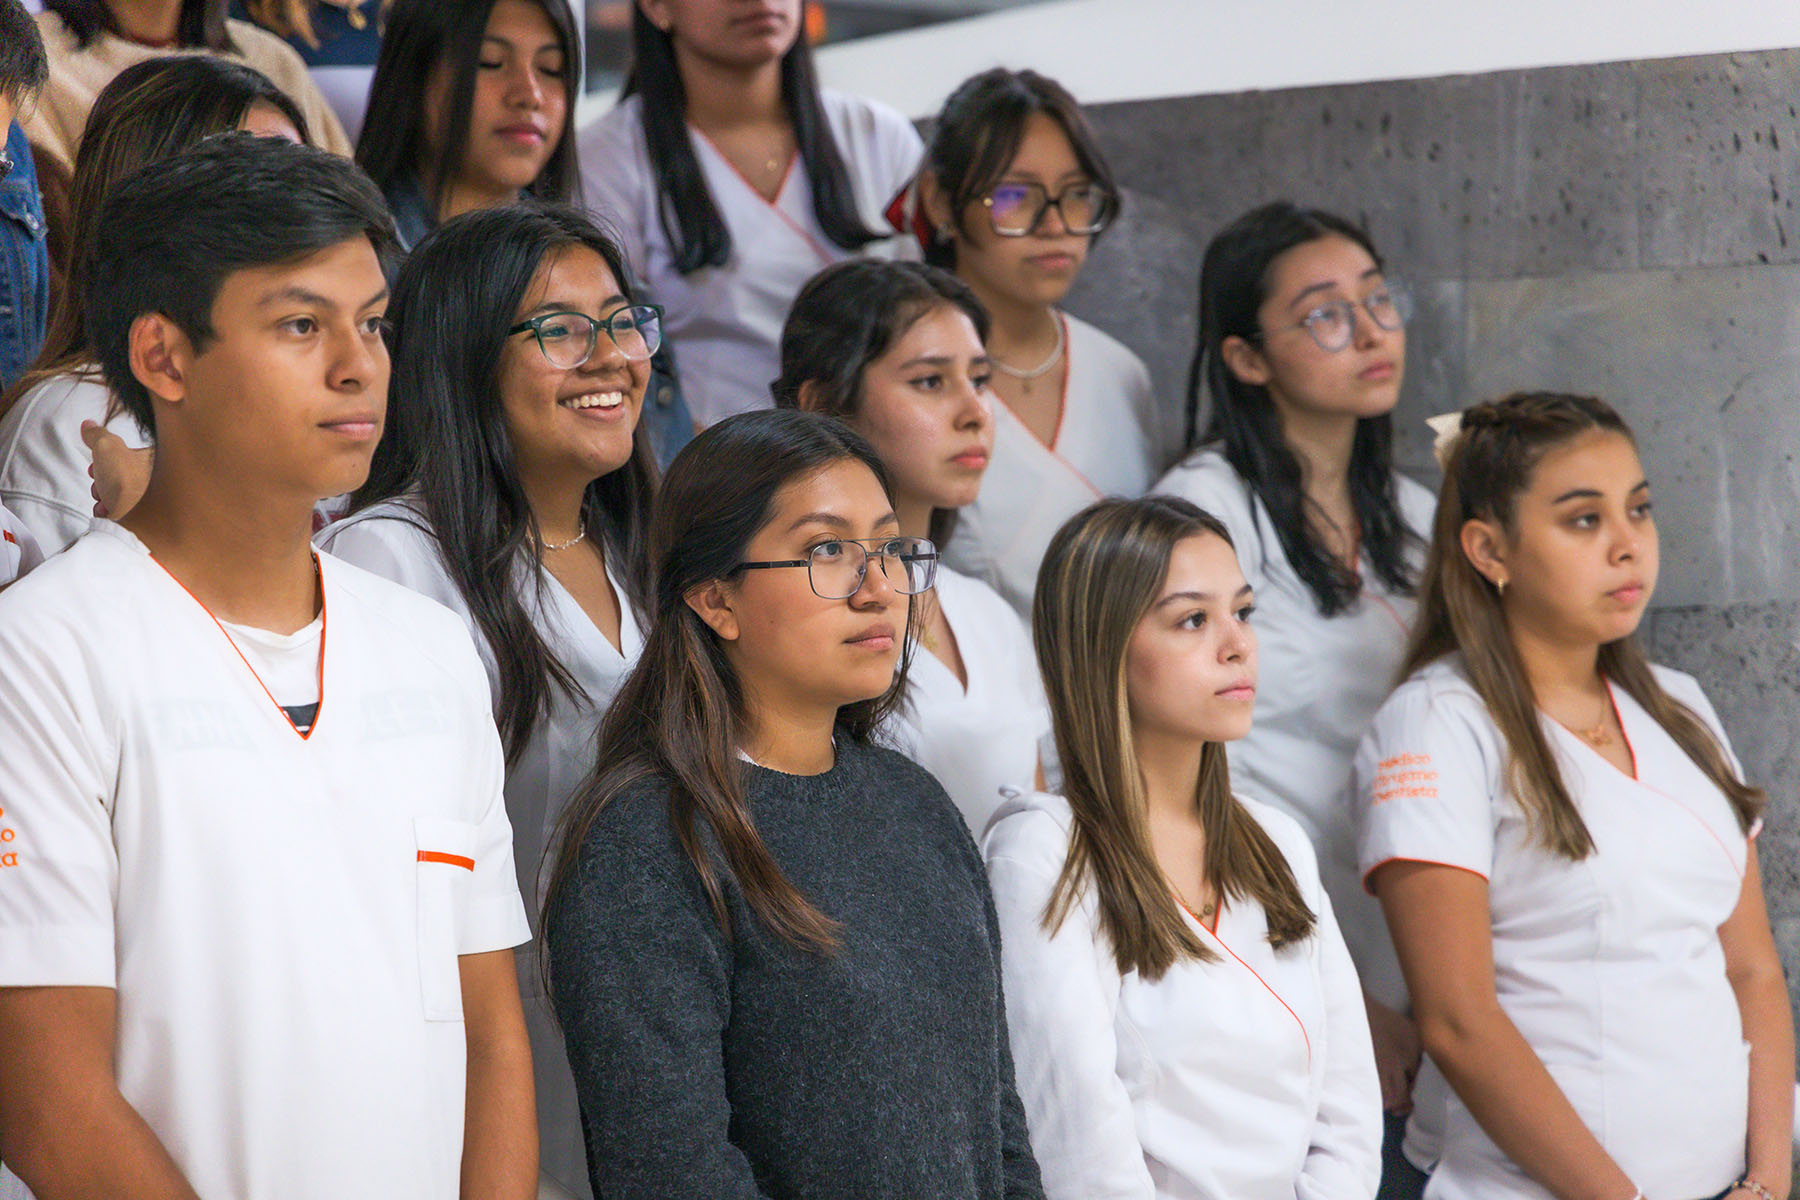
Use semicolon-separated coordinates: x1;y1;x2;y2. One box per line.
508;304;664;368
735;536;938;600
981;180;1116;237
1260;282;1413;353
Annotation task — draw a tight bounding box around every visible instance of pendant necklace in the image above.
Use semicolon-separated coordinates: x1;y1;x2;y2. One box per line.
1574;692;1612;747
990;314;1066;396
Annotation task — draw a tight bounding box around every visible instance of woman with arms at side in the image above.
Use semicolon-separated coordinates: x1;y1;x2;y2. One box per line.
578;0;920;438
773;258;1049;834
986;494;1381;1198
0;54;308;554
317;203;656;1200
544;408;1043;1199
1357;393;1792;1200
1155;200;1434;1191
916;67;1169;619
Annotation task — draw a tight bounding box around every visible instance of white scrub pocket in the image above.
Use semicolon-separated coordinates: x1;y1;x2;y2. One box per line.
414;816;479;1021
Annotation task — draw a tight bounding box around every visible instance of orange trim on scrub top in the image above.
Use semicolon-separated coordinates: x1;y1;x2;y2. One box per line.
417;850;475;871
152;552;328;742
1204;916;1314;1070
690;126;834;265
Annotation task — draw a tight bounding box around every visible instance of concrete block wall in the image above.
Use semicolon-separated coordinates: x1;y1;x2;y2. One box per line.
1060;50;1800;1012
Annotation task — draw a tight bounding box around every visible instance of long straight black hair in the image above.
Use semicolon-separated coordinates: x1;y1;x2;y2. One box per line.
544;409;917;958
349;203;656;765
1187;200;1418;616
624;6;885;275
356;0;580;220
44;0;231;50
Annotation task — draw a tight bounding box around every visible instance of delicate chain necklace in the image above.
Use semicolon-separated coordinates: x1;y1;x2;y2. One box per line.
539;520;586;553
1573;691;1613;747
990;314;1066;394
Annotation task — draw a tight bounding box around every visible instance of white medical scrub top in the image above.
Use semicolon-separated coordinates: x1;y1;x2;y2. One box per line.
882;566;1049;836
0;369;151;556
0;521;530;1200
1154;447;1435;1008
579;90;922;429
984;791;1383;1200
0;499;42;584
944;313;1171;619
318;499;643;1198
1356;656;1754;1200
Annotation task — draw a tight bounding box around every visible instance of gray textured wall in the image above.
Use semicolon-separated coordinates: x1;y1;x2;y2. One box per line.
1060;51;1800;1012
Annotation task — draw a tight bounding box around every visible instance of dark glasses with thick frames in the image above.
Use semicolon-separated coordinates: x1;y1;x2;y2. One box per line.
508;304;665;368
980;180;1117;237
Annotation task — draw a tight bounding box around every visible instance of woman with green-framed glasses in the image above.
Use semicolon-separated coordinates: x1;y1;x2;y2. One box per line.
317;201;656;1200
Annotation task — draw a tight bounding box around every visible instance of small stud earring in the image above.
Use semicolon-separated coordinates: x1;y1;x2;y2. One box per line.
1495;576;1508;597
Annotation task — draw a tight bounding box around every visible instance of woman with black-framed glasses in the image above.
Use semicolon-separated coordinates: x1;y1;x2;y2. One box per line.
1156;200;1437;1200
543;407;1045;1200
907;67;1176;621
317;202;657;1200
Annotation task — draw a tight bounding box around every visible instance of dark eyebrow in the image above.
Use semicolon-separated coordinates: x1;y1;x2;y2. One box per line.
1552;479;1650;504
1155;584;1254;609
521;295;630;320
258;284;388;311
1289;268;1386;309
783;510;900;535
483;33;564;54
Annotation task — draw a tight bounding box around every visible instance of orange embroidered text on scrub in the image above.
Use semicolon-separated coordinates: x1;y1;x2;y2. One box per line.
1372;752;1438;805
0;805;16;867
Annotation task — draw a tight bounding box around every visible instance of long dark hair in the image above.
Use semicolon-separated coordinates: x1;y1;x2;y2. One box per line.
356;0;579;219
1188;200;1418;616
921;67;1117;271
544;409;917;957
772;258;987;548
349;203;656;765
1;55;309;419
44;0;231;50
624;7;885;275
1403;392;1763;857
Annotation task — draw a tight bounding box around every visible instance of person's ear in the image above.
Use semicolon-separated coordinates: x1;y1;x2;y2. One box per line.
128;313;193;407
684;578;741;642
636;0;674;34
1459;518;1510;593
1219;334;1271;388
794;379;831;415
917;169;955;241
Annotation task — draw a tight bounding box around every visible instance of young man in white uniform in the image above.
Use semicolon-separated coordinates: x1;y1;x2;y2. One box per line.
0;135;537;1199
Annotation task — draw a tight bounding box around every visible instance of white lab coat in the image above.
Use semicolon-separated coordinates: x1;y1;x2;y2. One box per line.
985;790;1383;1200
882;566;1049;836
317;499;643;1198
578;90;922;429
0;499;42;584
944;313;1170;619
0;521;529;1200
1153;447;1435;1009
0;369;150;556
1356;657;1754;1200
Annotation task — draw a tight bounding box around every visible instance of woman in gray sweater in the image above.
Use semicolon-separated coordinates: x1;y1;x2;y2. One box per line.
542;408;1044;1200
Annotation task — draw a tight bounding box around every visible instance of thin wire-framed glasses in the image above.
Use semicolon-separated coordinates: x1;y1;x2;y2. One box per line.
981;180;1116;237
508;304;665;368
1260;282;1413;353
735;536;938;600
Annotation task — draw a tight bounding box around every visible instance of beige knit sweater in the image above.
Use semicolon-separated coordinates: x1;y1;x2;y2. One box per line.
23;10;353;173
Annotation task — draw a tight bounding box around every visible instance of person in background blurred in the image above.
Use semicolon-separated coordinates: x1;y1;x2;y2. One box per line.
231;0;385;141
0;0;49;393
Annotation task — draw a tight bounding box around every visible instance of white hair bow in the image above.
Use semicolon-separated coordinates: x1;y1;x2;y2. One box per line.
1426;411;1464;472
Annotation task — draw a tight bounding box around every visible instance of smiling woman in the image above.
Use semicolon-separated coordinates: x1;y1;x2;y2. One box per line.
541;407;1046;1200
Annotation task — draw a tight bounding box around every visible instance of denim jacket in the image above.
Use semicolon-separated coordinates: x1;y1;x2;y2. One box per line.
0;121;49;390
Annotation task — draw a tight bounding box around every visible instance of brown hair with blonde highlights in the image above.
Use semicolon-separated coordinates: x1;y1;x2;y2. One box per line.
1033;495;1315;980
1402;392;1762;858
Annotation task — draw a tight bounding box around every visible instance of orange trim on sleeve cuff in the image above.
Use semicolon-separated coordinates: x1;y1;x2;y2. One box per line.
417;850;475;870
1362;856;1489;896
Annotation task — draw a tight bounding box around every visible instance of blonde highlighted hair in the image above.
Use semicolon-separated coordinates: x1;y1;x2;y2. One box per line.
1404;392;1762;858
1034;496;1315;980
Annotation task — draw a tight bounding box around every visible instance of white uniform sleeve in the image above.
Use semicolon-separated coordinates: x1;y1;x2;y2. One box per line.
1298;887;1385;1200
460;670;531;955
984;814;1155;1200
1653;666;1747;784
0;598;119;986
1355;673;1500;888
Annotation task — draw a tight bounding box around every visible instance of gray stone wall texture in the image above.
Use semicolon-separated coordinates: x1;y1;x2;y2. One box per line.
1059;50;1800;1026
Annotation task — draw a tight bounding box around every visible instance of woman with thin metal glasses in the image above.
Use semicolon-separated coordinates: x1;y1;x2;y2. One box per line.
908;67;1173;620
542;408;1044;1199
1154;200;1435;1199
317;202;658;1200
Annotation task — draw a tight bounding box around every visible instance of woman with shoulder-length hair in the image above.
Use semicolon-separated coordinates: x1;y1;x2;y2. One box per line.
357;0;580;248
316;201;657;1199
773;257;1051;834
1154;200;1435;1193
543;408;1044;1200
577;0;922;436
985;494;1382;1199
0;53;309;555
1356;393;1792;1200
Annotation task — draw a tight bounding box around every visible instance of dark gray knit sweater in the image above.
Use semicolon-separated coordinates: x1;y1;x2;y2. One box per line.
546;738;1045;1200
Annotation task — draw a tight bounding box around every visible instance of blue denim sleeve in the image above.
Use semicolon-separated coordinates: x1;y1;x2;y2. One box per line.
0;120;50;390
